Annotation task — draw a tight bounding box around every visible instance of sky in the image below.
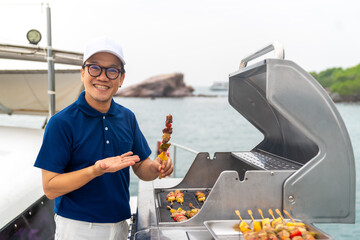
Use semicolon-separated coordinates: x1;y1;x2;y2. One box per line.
0;0;359;87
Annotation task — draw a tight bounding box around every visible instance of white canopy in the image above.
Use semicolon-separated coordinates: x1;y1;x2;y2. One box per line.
0;43;84;115
0;69;84;115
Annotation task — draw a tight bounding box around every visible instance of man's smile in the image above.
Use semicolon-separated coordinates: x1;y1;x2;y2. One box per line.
94;84;110;90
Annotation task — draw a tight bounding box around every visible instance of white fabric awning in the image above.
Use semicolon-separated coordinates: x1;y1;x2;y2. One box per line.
0;69;84;115
0;43;84;115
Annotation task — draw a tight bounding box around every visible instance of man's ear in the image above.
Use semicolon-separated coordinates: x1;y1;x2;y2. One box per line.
119;73;125;87
80;68;84;83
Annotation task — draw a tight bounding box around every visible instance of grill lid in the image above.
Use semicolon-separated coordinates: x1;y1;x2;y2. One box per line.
228;43;355;223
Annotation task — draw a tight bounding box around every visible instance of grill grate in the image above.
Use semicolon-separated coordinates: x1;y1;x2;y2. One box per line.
232;151;302;170
156;189;210;223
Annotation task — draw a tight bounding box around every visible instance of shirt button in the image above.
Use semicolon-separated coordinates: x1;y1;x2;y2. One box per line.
106;140;110;144
105;127;108;131
103;116;106;120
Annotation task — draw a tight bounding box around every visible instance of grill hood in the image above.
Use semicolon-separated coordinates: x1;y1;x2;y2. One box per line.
229;58;355;223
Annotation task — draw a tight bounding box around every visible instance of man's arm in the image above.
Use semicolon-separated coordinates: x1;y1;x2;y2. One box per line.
132;156;174;181
42;151;140;199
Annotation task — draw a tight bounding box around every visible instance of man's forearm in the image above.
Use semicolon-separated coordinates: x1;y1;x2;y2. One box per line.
42;153;140;199
132;158;158;181
42;166;98;200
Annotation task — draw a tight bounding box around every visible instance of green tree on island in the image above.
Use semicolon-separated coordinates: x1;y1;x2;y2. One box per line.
310;64;360;101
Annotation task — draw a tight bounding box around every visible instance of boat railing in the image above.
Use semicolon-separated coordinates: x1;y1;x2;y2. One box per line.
157;141;199;178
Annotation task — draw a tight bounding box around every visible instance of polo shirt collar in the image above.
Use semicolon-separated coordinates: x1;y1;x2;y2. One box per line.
76;91;117;117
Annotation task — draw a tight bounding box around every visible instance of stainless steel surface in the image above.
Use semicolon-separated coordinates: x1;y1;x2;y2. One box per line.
232;151;302;170
204;220;243;240
229;58;355;223
185;170;293;223
173;152;253;189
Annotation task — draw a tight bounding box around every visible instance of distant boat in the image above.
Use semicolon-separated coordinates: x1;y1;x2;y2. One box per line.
210;81;229;91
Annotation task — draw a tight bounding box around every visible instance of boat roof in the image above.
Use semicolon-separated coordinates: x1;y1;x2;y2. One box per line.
0;43;83;66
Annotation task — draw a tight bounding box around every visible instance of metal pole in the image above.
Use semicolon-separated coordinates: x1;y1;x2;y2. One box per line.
47;4;55;117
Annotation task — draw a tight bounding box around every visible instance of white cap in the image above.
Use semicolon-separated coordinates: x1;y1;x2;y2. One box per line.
83;37;126;65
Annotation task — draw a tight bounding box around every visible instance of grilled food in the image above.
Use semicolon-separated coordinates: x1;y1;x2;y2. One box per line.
237;209;317;240
167;206;188;222
158;114;173;179
174;190;184;205
166;191;176;205
195;191;206;202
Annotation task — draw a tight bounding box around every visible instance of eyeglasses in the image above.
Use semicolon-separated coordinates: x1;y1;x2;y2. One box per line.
83;64;124;80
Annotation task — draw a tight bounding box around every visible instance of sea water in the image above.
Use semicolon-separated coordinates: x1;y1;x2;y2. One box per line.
1;87;359;238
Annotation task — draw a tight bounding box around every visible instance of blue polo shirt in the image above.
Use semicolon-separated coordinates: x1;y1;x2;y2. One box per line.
34;91;151;223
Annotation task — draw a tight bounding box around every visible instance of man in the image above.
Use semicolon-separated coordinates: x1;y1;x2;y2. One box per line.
34;37;173;240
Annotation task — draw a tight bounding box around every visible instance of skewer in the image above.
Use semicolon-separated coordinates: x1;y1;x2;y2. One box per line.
166;191;175;205
167;205;178;211
248;209;262;232
158;115;173;179
275;209;286;224
283;210;296;223
268;209;276;220
258;209;265;220
235;210;244;222
247;209;255;222
258;208;271;228
189;203;195;209
235;210;252;233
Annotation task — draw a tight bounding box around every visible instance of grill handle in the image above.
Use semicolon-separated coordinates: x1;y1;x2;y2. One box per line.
239;41;285;69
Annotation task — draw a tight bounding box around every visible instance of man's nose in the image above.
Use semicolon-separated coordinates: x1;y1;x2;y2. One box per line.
98;69;109;81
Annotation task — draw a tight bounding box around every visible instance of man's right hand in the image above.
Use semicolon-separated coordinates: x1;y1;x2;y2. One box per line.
93;151;140;176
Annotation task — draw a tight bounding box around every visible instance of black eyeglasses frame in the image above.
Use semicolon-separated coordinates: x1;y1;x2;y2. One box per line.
82;63;125;80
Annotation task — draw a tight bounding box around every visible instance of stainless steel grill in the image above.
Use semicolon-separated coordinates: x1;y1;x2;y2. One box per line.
133;43;356;240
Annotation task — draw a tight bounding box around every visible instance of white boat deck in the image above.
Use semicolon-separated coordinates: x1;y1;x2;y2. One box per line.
0;125;44;228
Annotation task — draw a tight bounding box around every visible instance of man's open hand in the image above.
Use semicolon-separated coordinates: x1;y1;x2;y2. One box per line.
93;151;140;176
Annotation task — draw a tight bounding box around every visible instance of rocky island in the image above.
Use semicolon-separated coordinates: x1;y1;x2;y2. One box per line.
115;73;194;98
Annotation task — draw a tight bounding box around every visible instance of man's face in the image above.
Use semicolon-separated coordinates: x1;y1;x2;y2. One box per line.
81;52;125;109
